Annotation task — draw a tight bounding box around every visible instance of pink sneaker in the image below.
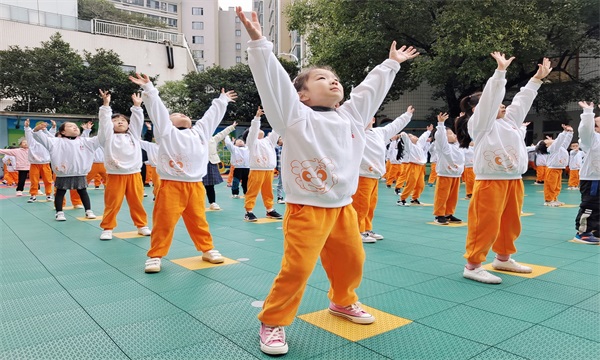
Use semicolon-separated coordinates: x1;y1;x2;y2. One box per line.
259;323;288;355
328;302;375;324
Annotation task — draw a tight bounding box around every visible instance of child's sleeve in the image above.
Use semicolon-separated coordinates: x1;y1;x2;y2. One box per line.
435;123;451;156
81;129;92;138
578;108;595;152
548;131;573;153
267;129;280;147
0;148;17;156
97;105;113;146
417;130;431;149
32;129;54;150
139;140;150;152
246;117;261;149
469;70;508;134
379;112;412;141
224;136;234;151
247;38;305;135
192;93;230;140
504;78;543;126
24;126;35;145
129;106;144;138
140;82;173;139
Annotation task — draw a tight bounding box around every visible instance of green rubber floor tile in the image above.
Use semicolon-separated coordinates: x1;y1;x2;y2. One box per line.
405;277;498;303
0;277;65;301
241;255;284;273
42;258;113;277
105;313;220;358
362;265;437;288
428;250;471;265
361;288;457;320
465;290;569;323
536;269;600;291
0;266;53;285
541;307;600;342
218;273;277;298
535;246;599;261
189;298;259;336
0;329;129;360
141;337;255;359
514;253;578;268
160;282;251;311
85;294;183;328
198;263;274;282
0;308;101;351
562;259;600;274
309;342;389;359
306;265;330;285
575;293;600;313
297;285;330;314
69;280;155;307
362;258;395;272
470;347;528;359
366;250;427;267
0;291;81;322
399;257;463;277
355;278;399;298
419;304;533;346
129;268;214;292
359;322;488;359
55;268;132;291
503;279;597;306
495;325;600;359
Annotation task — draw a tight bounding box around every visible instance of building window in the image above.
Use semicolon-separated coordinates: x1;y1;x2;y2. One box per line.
167;3;177;13
235;29;241;36
192;50;204;59
192;7;203;15
192;36;204;44
192;21;204;30
235;16;240;23
197;64;205;72
147;0;159;9
235;43;241;50
121;64;136;73
167;18;177;27
236;56;241;63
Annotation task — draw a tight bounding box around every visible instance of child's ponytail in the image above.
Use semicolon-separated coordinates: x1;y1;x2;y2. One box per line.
396;138;405;161
455;92;481;148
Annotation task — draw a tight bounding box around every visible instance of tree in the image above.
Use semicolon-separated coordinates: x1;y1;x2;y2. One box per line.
287;0;600;119
157;80;191;115
78;0;166;28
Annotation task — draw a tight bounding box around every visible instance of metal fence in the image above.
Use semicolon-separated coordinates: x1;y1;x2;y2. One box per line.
91;19;183;46
0;3;78;31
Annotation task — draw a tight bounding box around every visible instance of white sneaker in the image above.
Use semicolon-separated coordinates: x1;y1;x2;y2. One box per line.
46;195;54;201
144;258;161;273
100;230;113;240
27;196;37;203
277;198;286;204
85;210;97;219
463;266;502;284
366;230;384;240
143;193;148;198
55;211;66;221
231;194;239;199
361;232;377;243
74;204;84;209
548;201;562;207
16;191;23;196
209;203;221;210
137;226;151;236
202;249;224;264
491;258;532;273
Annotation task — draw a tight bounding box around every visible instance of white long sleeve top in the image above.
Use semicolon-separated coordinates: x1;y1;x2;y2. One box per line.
140;140;159;167
247;117;279;170
468;70;542;180
2;155;16;172
435;123;465;177
578;108;600;180
225;136;250;169
208;124;236;164
141;82;229;182
360;112;412;178
568;150;584;170
428;142;438;163
547;131;573;169
98;105;143;174
535;153;548;166
248;37;400;207
401;131;430;165
32;132;99;177
24;127;51;164
80;128;105;164
463;146;474;168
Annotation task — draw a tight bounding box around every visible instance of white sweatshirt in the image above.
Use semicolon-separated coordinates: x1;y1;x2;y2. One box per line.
578;108;600;180
360;112;412;178
401;130;430;165
569;150;584;170
535;153;548;167
429;142;438;163
2;155;16;172
463;146;474;168
435;123;465;177
547;131;573;169
247;117;279;170
24;127;51;164
32;132;99;177
224;136;250;169
141;82;229;182
80;128;105;164
140;140;159;167
208;124;236;164
98;105;143;174
248;38;400;207
468;70;542;180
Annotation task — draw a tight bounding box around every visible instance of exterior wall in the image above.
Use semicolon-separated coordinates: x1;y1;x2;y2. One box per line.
0;0;77;17
110;0;181;30
218;7;251;69
181;0;219;70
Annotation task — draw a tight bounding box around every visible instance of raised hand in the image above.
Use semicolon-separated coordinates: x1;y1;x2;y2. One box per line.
437;112;449;123
407;105;415;113
389;42;419;64
145;121;152;130
129;73;151;86
51;120;56;128
99;89;111;106
562;124;573;132
256;106;264;118
222;88;238;102
24;119;30;128
33;122;47;132
533;58;552;80
578;101;594;109
522;122;531;127
132;93;143;107
426;124;434;131
236;7;262;40
232;121;238;128
490;52;515;71
81;121;93;130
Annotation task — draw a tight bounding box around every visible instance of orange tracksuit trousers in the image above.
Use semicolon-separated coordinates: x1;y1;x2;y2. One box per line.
544;168;564;202
100;173;147;230
227;166;235;185
568;169;580;188
148;166;160;198
462;167;475;196
536;165;547;183
29;163;53;196
3;165;18;184
244;170;274;211
259;203;365;326
385;164;402;187
383;160;391;180
147;180;214;258
401;163;425;201
433;176;460;217
427;163;438;185
86;163;107;187
396;163;408;190
351;177;379;232
464;179;524;264
145;165;154;184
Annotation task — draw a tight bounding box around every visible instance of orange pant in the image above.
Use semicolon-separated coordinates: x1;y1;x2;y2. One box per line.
536;165;547;182
396;163;408;190
259;203;365;326
145;164;153;184
401;163;425;201
568;169;580;188
29;163;53;196
148;166;160;197
433;176;460;217
227;166;235;185
462;167;475;196
385;163;402;186
427;163;438;184
86;163;107;187
383;160;391;179
100;173;147;230
244;170;275;211
147;180;213;258
464;180;523;264
544;168;564;202
351;177;379;232
3;165;18;184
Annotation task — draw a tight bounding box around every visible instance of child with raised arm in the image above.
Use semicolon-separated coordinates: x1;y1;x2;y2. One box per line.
97;91;150;240
243;106;282;222
567;142;584;190
397;124;433;206
237;7;418;355
205;121;237;210
455;53;552;284
573;102;600;244
2;154;18;186
354;108;413;243
129;73;237;273
537;124;573;206
23;119;54;202
224;135;250;199
0;138;30;196
32;121;99;221
432;113;465;225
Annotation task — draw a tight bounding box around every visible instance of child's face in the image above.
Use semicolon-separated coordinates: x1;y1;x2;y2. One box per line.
112;116;129;133
570;143;579;150
277;137;283;146
61;122;80;137
169;113;192;129
543;138;554;147
19;140;28;149
298;69;344;108
258;130;265;139
446;128;457;143
496;104;507;119
235;139;245;147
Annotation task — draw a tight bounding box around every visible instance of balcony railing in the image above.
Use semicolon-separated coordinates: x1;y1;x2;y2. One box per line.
91;19;183;46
